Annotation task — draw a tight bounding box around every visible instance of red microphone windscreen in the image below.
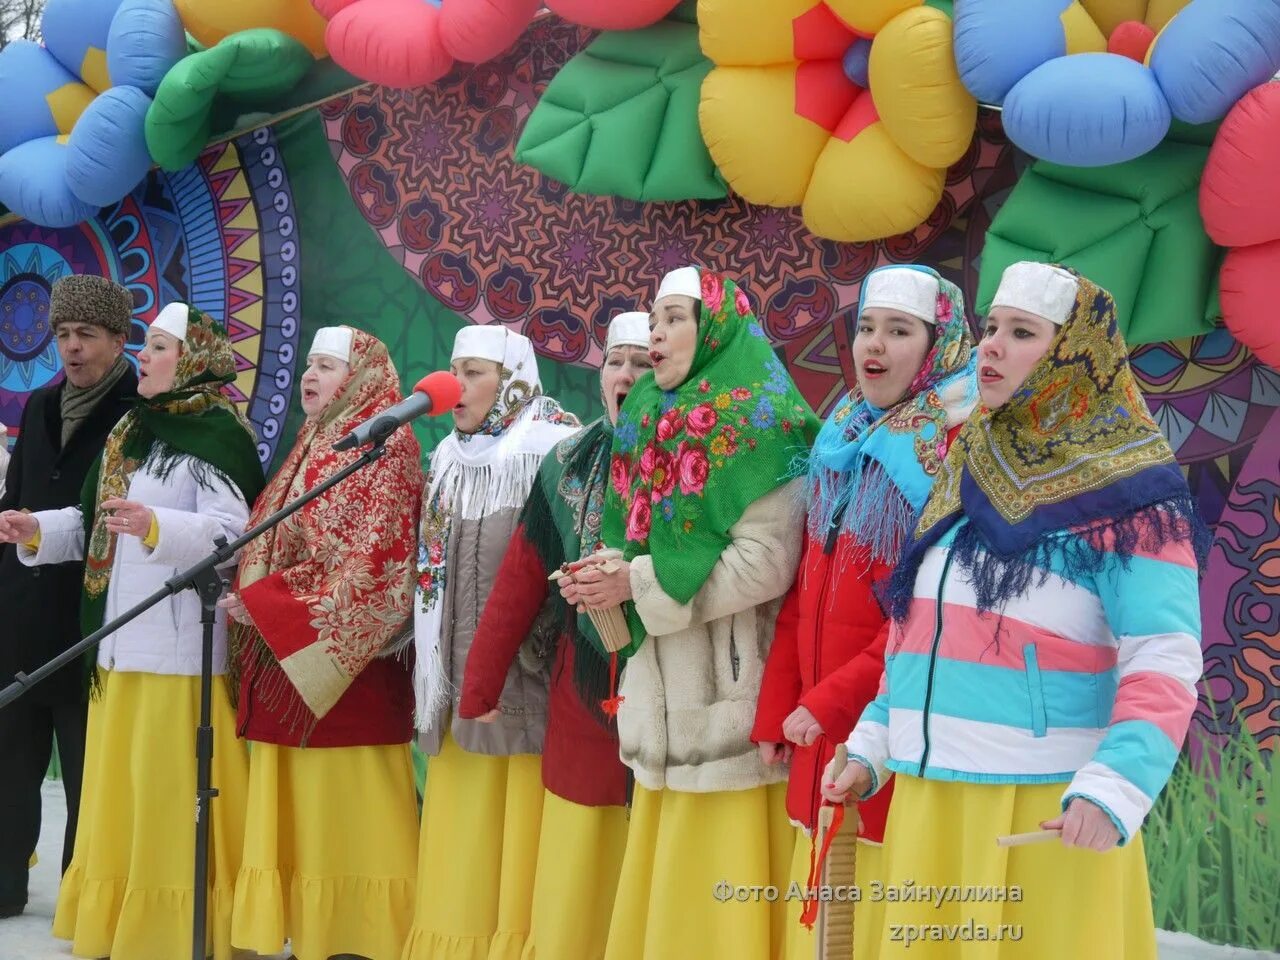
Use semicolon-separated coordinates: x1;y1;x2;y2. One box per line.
415;370;463;415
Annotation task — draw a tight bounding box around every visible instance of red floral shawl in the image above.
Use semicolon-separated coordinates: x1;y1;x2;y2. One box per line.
229;330;424;737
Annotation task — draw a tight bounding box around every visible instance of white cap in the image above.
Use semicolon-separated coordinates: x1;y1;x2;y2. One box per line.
990;261;1078;326
861;267;940;325
452;324;507;363
308;326;354;363
605;311;650;354
654;266;701;307
151;302;190;342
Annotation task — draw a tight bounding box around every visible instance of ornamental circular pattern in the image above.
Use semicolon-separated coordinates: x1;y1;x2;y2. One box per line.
1;128;301;469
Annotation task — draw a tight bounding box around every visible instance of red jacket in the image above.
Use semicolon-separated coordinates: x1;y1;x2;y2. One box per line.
458;526;628;807
752;423;962;839
751;530;894;841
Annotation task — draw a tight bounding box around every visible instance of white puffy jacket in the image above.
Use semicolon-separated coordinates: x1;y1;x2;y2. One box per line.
18;454;250;676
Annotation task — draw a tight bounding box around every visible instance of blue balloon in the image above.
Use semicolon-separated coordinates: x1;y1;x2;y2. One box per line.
0;138;99;227
0;40;85;153
108;0;187;95
1151;0;1280;124
40;0;128;83
65;86;153;206
953;0;1071;104
1003;53;1172;167
842;38;872;89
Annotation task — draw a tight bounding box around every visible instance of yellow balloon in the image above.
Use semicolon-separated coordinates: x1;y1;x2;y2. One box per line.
174;0;329;58
869;7;976;169
698;0;818;66
803;122;944;242
700;65;832;207
825;0;922;36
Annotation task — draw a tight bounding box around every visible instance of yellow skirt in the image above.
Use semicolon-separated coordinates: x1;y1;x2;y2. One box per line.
603;781;792;960
231;740;419;960
521;789;629;960
52;670;249;960
402;731;544;960
782;825;885;960
874;775;1157;959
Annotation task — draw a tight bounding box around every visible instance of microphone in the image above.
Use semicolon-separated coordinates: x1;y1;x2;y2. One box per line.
332;371;463;451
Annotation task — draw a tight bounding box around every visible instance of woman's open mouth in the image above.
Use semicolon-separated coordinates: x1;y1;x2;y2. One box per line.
980;365;1003;383
649;350;665;366
615;389;629;410
862;360;887;379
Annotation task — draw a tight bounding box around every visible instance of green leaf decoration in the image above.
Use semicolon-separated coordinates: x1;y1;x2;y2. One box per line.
145;29;314;171
978;138;1222;346
516;18;725;202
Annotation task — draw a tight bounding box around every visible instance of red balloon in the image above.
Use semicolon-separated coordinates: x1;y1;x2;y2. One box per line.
545;0;679;30
442;0;541;64
311;0;361;18
1201;83;1280;248
1220;240;1280;371
324;0;453;88
1107;21;1156;63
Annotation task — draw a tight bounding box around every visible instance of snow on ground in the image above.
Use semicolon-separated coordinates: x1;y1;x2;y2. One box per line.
1;781;1276;959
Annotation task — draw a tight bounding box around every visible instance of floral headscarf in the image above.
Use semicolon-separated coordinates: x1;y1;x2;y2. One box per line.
228;329;424;735
805;265;977;564
80;307;263;644
888;268;1210;619
603;267;820;652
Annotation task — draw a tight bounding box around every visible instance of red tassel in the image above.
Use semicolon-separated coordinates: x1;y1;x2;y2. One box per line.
600;651;625;717
798;802;846;929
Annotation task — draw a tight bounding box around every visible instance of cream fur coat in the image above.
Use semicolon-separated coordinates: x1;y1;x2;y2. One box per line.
616;479;805;793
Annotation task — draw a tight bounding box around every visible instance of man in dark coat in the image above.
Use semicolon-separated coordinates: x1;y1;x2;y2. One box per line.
0;275;138;918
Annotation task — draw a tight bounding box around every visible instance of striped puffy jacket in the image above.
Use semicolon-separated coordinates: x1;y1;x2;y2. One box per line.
846;514;1202;843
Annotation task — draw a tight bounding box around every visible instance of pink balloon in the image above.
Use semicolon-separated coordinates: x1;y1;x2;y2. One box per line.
442;0;540;64
545;0;679;30
311;0;361;18
324;0;453;88
1220;240;1280;371
1201;83;1280;248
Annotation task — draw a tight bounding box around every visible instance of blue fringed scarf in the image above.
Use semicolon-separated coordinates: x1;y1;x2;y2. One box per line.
803;265;977;565
888;268;1212;621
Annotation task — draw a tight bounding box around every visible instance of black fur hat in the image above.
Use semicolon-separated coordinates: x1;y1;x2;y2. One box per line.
49;275;132;337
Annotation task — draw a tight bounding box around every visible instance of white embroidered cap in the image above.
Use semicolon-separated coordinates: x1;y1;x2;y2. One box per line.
990;261;1079;326
861;267;941;325
308;326;354;363
654;266;702;307
605;311;650;354
150;302;191;342
452;324;507;363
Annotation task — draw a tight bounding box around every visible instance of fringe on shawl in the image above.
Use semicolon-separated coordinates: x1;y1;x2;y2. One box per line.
790;448;919;570
885;495;1214;623
413;450;551;733
226;622;324;743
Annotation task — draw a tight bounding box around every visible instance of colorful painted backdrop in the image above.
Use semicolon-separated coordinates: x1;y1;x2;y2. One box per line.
1;18;1275;759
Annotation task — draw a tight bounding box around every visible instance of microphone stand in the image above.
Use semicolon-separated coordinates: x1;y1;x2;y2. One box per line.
0;436;391;960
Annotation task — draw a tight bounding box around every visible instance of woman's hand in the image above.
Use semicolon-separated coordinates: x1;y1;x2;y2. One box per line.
782;705;824;747
820;754;872;805
568;559;633;609
557;574;586;610
217;592;253;626
1041;798;1121;852
100;498;153;540
0;510;38;544
758;741;793;766
475;708;501;723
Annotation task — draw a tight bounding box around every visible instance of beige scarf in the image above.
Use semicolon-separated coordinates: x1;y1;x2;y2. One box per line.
60;355;131;447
